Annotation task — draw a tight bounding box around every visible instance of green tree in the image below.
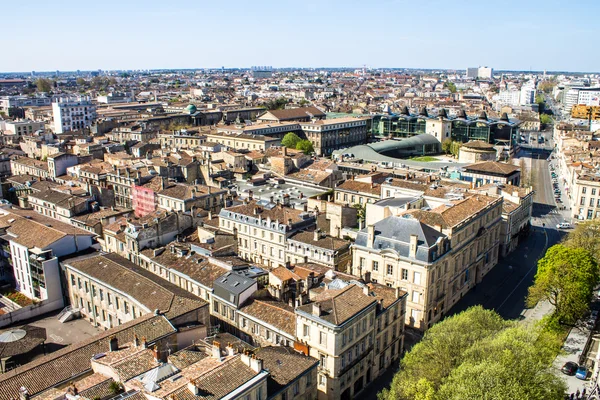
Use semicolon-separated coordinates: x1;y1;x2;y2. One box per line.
295;140;314;154
449;141;461;158
535;94;545;105
564;219;600;261
441;138;453;155
35;78;52;93
76;78;87;86
380;307;566;400
352;203;366;227
445;81;457;93
527;244;598;325
281;132;301;149
540;114;553;125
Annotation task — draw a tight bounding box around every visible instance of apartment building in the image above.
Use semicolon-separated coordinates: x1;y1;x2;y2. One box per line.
52;96;96;133
258;107;325;123
286;229;351;271
157;182;228;213
572;173;600;220
0;209;94;305
2;119;44;138
10;156;49;178
62;252;209;330
28;189;90;224
218;201;316;269
300;117;369;156
352;194;502;330
206;131;281;151
295;281;406;400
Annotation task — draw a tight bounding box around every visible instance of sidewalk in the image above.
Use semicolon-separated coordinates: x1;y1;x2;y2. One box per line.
554;324;594;395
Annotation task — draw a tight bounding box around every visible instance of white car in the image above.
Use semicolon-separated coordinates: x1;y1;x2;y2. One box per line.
556;222;573;229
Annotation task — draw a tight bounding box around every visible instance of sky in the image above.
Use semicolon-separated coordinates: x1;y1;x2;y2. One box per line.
2;0;599;73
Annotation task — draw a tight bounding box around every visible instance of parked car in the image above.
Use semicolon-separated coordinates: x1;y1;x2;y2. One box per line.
556;222;572;229
556;198;563;203
576;365;588;380
562;361;578;375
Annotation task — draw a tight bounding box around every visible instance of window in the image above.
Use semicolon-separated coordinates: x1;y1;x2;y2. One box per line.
293;382;299;395
303;324;310;337
401;269;408;280
319;374;326;386
320;331;327;345
414;271;421;285
99;289;104;301
581;197;586;206
387;265;393;275
593;188;597;196
319;354;326;367
359;257;365;268
583;187;587;194
591;198;596;207
70;274;76;286
412;291;420;303
372;261;378;271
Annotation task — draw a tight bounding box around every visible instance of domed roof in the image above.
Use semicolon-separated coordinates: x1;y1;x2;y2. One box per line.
184;104;197;114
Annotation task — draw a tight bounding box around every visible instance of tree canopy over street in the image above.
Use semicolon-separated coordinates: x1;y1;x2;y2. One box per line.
527;244;598;325
379;307;566;400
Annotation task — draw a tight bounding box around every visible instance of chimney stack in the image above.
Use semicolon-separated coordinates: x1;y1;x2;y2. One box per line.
409;234;418;258
188;380;199;395
312;302;321;317
133;334;140;348
211;341;222;361
367;225;375;248
313;229;320;242
226;343;236;356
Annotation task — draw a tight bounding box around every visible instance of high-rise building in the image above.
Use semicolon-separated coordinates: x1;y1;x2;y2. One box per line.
466;66;493;79
52;95;96;133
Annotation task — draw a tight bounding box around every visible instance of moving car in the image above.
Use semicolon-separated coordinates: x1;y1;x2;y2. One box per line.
576;365;588;380
556;222;572;229
562;361;578;375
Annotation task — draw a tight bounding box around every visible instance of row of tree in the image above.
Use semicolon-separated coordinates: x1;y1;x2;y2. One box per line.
281;132;314;154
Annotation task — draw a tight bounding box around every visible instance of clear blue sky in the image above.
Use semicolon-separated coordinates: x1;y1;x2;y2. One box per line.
3;0;599;72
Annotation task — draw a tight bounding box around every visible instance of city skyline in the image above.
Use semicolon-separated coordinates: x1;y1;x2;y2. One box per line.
3;0;600;73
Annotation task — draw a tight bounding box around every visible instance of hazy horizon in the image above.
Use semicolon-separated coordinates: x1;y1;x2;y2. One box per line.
3;0;599;73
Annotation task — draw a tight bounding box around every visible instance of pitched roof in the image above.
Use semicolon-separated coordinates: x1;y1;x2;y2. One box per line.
0;315;176;400
255;347;318;394
240;299;296;336
169;357;261;400
63;253;207;318
464;161;520;176
260;106;325;121
297;284;377;326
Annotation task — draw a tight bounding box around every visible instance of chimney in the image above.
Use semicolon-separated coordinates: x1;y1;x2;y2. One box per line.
108;336;118;352
396;286;401;299
141;336;147;348
270;195;274;204
409;234;418;258
313;229;320;242
208;210;213;220
312;302;321;317
211;341;222;361
287;218;293;228
248;190;253;200
161;176;167;190
188;380;199;395
283;194;290;206
367;225;375;248
363;285;370;296
133;334;140;348
283;146;287;156
18;387;29;400
226;343;236;356
254;206;260;215
152;344;165;362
